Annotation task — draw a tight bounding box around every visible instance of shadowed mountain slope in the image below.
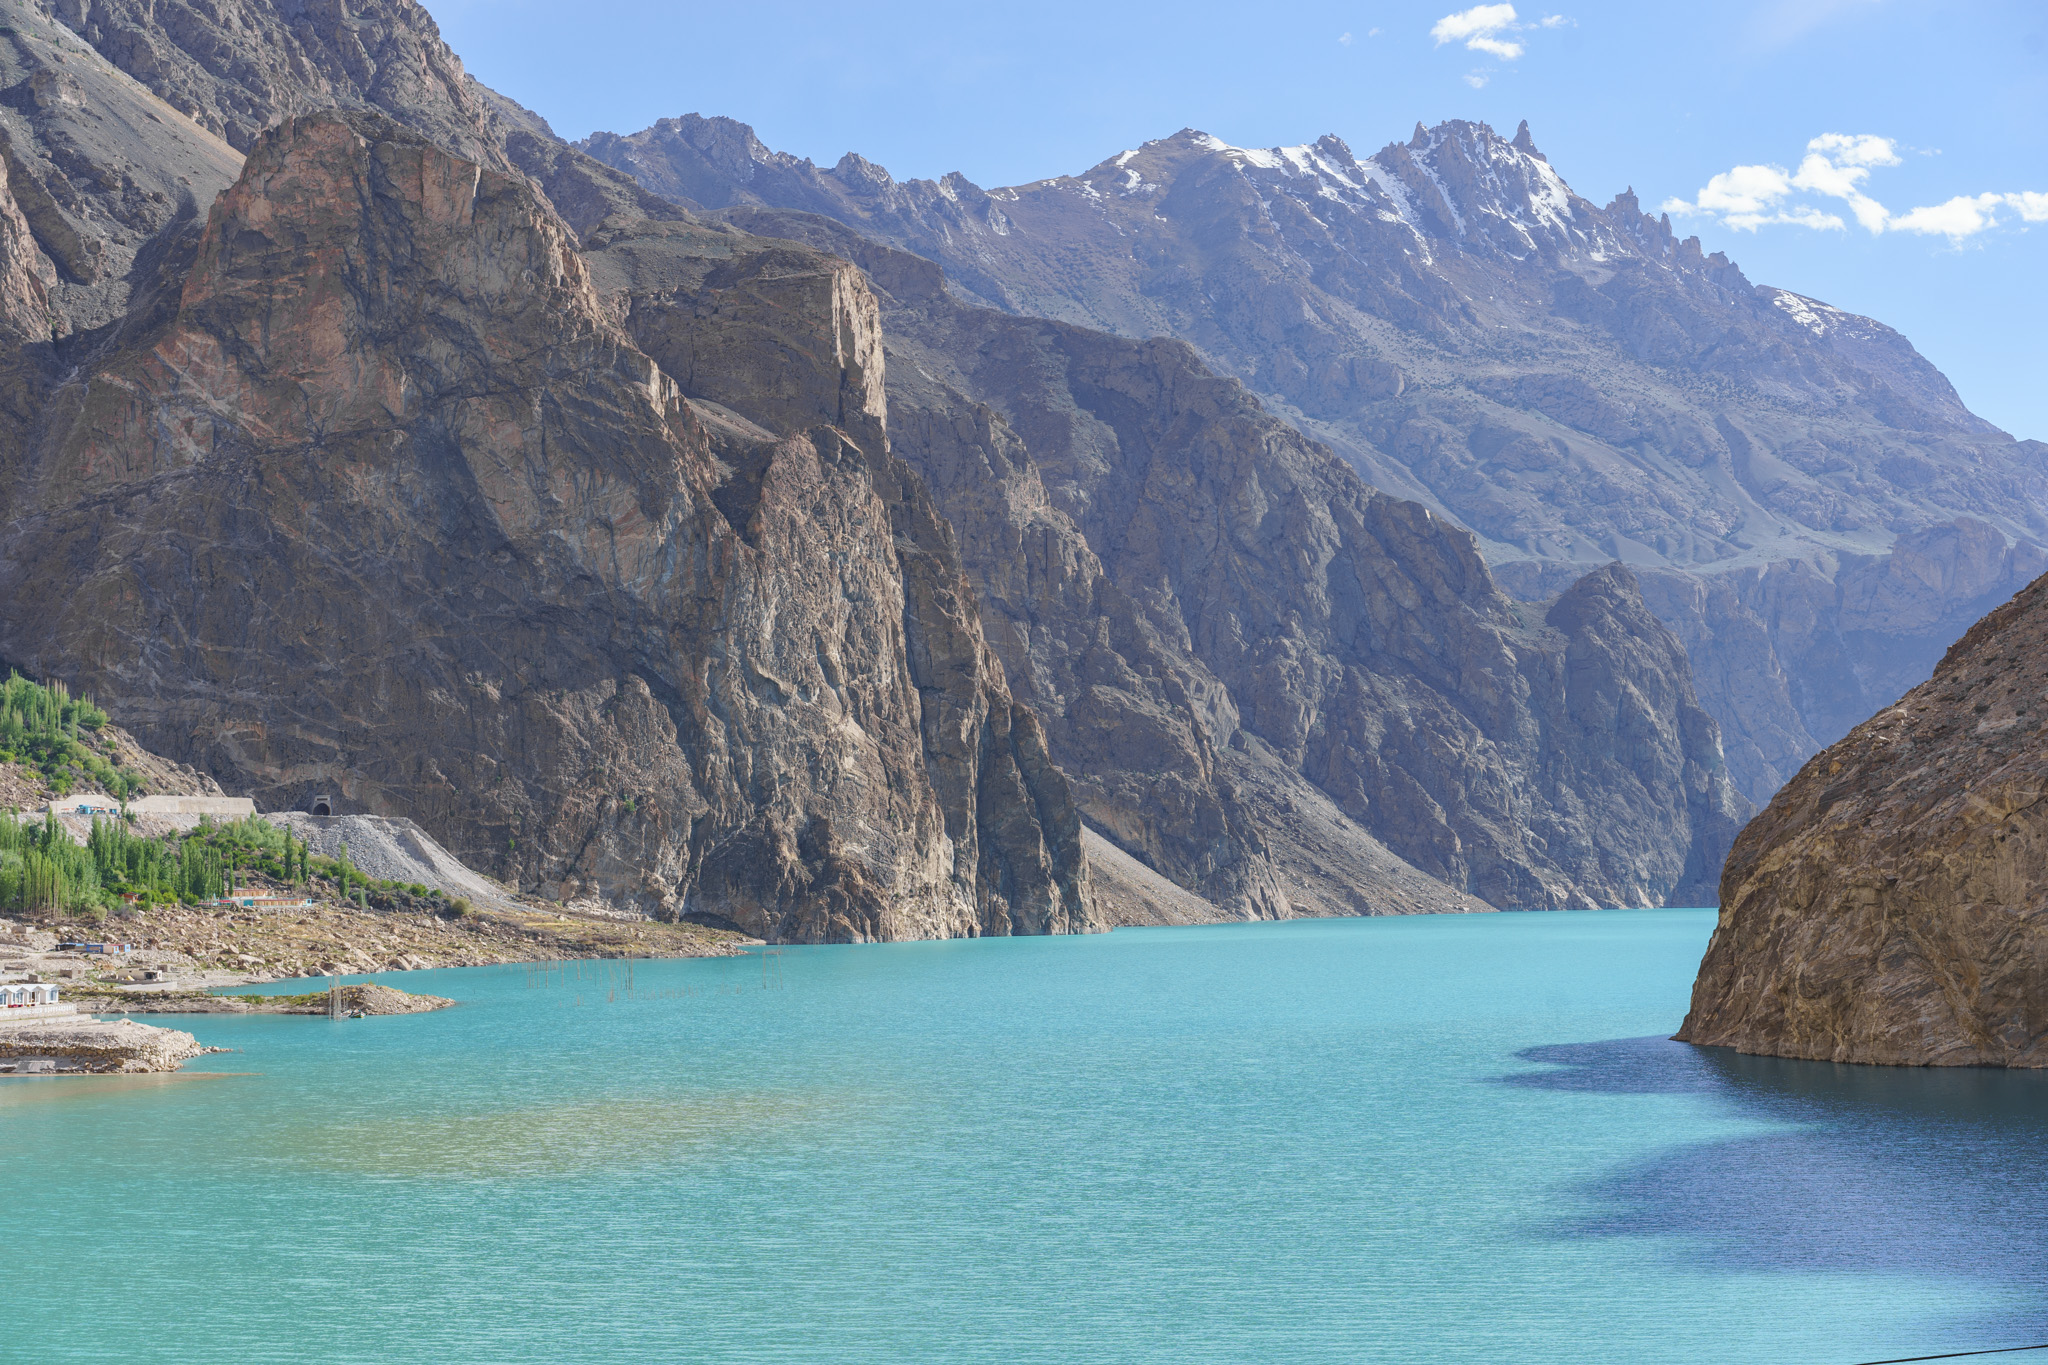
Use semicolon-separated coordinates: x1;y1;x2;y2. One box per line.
582;114;2048;802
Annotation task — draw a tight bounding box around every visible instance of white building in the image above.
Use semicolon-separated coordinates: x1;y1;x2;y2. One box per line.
1;983;60;1007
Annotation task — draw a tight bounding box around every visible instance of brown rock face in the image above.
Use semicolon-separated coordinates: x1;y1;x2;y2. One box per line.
0;144;52;341
672;211;1749;913
0;111;1091;942
1679;573;2048;1066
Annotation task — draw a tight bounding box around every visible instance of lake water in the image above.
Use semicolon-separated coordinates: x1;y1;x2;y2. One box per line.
6;909;2047;1363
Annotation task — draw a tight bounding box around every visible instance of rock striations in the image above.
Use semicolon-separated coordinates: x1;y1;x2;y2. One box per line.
1679;573;2048;1066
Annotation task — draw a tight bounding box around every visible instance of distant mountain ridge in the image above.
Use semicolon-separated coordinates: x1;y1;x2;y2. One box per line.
581;114;2048;801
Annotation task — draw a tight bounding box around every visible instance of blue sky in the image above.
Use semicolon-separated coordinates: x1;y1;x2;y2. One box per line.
428;0;2047;441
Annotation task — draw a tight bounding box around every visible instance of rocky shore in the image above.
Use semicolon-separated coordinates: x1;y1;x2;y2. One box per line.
3;890;748;1002
86;982;455;1016
0;1014;205;1074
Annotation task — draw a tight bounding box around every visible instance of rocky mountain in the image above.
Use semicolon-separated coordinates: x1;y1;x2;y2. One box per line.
582;115;2048;804
679;207;1747;914
23;0;513;160
0;101;1092;941
0;0;1749;931
1679;571;2048;1067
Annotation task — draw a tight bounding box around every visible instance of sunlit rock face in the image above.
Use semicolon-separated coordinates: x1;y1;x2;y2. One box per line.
1681;572;2048;1067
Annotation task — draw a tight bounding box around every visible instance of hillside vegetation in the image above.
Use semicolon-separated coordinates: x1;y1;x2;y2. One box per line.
0;672;138;798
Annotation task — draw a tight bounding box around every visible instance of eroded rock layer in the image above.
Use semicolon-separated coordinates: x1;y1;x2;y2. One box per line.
1679;573;2048;1066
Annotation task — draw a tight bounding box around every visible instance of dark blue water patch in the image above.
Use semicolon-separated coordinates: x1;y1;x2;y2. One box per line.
1513;1037;2048;1349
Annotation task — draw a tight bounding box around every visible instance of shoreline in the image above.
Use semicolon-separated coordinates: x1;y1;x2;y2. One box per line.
5;897;756;1008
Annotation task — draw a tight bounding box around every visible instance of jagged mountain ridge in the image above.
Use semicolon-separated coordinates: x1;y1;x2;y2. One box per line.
25;0;514;161
581;114;2048;802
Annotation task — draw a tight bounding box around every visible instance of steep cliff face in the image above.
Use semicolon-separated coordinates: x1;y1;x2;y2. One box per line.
0;140;51;340
0;111;1092;941
1680;574;2048;1066
27;0;510;160
583;114;2046;806
696;209;1749;912
0;1;249;335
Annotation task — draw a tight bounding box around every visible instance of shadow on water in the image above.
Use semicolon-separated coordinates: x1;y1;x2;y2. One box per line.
1504;1037;2048;1345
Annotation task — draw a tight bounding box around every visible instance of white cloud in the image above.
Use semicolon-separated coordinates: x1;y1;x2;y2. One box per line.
1339;30;1353;44
1680;163;1794;217
1432;4;1525;59
1725;206;1847;232
1889;193;2006;239
1788;135;1894;232
1665;132;2047;244
2006;191;2048;222
1367;26;1382;36
1538;13;1573;26
1804;132;1898;168
1464;71;1490;87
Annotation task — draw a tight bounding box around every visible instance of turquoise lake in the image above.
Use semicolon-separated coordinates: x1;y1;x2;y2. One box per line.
6;908;2048;1363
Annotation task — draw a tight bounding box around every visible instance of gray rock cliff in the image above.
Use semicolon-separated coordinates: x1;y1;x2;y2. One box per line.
581;115;2047;807
686;209;1749;912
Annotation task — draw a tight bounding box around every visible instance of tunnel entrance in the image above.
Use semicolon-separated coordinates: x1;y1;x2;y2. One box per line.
311;795;333;816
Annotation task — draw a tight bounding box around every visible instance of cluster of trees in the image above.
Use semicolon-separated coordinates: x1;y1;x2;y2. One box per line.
0;672;138;798
0;810;317;918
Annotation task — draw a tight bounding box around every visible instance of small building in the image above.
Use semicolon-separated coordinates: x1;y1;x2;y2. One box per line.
207;895;312;913
1;983;60;1007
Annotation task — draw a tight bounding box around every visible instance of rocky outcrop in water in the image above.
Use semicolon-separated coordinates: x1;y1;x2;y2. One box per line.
582;115;2047;806
0;110;1092;941
1679;573;2048;1066
0;1014;204;1071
